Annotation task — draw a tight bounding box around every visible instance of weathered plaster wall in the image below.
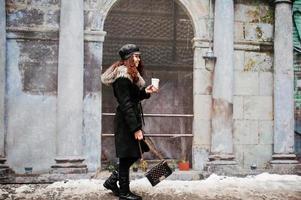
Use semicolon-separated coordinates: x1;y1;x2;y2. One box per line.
5;0;60;173
233;1;274;169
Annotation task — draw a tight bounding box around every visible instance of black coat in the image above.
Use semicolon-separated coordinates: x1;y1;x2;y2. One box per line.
113;77;150;158
101;65;151;158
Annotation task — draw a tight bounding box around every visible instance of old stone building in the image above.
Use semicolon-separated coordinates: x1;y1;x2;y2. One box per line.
0;0;300;177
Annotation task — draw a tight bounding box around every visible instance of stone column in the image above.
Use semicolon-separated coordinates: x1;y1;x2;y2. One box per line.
83;30;106;172
51;0;87;173
0;0;5;158
271;0;298;166
209;0;236;164
0;0;10;178
192;38;213;170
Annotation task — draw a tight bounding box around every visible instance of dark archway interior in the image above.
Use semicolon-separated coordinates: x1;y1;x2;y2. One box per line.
101;0;194;167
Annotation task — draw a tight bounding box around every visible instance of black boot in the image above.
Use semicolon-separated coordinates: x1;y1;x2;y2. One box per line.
119;174;142;200
103;170;119;196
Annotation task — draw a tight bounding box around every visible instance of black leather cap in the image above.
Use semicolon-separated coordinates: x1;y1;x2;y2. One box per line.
118;44;140;60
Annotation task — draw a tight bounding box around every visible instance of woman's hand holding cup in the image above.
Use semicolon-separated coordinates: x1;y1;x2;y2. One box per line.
145;85;158;94
145;78;159;94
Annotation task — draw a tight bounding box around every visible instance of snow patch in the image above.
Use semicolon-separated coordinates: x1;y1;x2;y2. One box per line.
15;185;35;193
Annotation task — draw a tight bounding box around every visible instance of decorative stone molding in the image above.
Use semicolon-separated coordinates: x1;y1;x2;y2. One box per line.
51;157;87;174
6;27;59;40
84;30;106;42
6;27;107;43
192;37;206;49
272;0;292;4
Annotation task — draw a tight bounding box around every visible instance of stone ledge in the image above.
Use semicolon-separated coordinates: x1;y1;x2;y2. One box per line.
51;164;87;168
270;163;301;174
54;157;85;163
272;154;297;160
208;154;235;161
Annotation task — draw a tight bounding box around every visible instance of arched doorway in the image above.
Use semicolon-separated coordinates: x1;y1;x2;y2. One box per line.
101;0;194;168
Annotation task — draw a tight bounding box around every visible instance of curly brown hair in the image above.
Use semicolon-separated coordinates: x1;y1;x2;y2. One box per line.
111;55;144;83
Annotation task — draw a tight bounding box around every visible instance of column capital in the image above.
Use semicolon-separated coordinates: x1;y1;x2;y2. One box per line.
192;37;203;49
84;30;106;42
270;0;292;5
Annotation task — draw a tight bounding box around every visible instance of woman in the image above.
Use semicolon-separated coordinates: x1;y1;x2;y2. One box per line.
101;44;158;200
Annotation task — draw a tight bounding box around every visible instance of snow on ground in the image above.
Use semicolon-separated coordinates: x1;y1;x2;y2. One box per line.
1;173;301;200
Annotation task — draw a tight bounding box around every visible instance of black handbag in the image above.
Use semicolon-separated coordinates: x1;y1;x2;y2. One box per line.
144;159;172;186
138;138;173;186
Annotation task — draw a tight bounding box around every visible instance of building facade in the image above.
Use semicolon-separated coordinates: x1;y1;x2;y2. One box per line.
0;0;299;175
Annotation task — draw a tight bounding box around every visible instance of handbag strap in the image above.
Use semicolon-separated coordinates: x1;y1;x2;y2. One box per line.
138;139;164;160
138;141;144;160
139;102;145;126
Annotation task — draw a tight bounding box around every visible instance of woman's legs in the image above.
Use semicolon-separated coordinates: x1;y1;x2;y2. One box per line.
119;157;141;200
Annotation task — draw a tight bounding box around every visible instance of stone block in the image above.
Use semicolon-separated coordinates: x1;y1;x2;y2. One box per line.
193;95;212;120
189;0;209;18
245;23;273;42
27;0;60;6
258;120;273;145
242;144;273;169
233;96;244;119
244;96;273;120
270;163;301;174
8;0;26;4
234;3;272;24
19;40;58;63
84;0;99;10
244;52;273;72
193;48;206;69
193;69;212;95
197;19;209;40
234;3;251;22
234;71;259;95
205;163;240;176
259;72;273;96
233;120;259;145
7;7;45;27
45;9;60;28
192;146;209;170
84;10;103;31
234;22;245;41
234;50;245;71
234;144;244;168
193;119;211;145
22;62;57;93
18;40;59;94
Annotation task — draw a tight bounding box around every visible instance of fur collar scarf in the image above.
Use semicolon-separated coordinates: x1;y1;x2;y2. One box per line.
101;65;145;89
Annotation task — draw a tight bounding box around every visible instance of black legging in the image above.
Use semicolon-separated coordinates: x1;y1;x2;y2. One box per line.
119;157;139;177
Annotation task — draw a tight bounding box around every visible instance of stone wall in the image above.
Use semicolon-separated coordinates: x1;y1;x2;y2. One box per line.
2;0;287;174
233;1;274;169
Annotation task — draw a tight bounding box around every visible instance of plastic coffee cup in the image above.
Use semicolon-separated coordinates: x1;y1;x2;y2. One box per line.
151;78;159;89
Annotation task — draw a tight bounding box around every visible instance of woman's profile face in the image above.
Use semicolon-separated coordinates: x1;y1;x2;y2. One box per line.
133;53;141;67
